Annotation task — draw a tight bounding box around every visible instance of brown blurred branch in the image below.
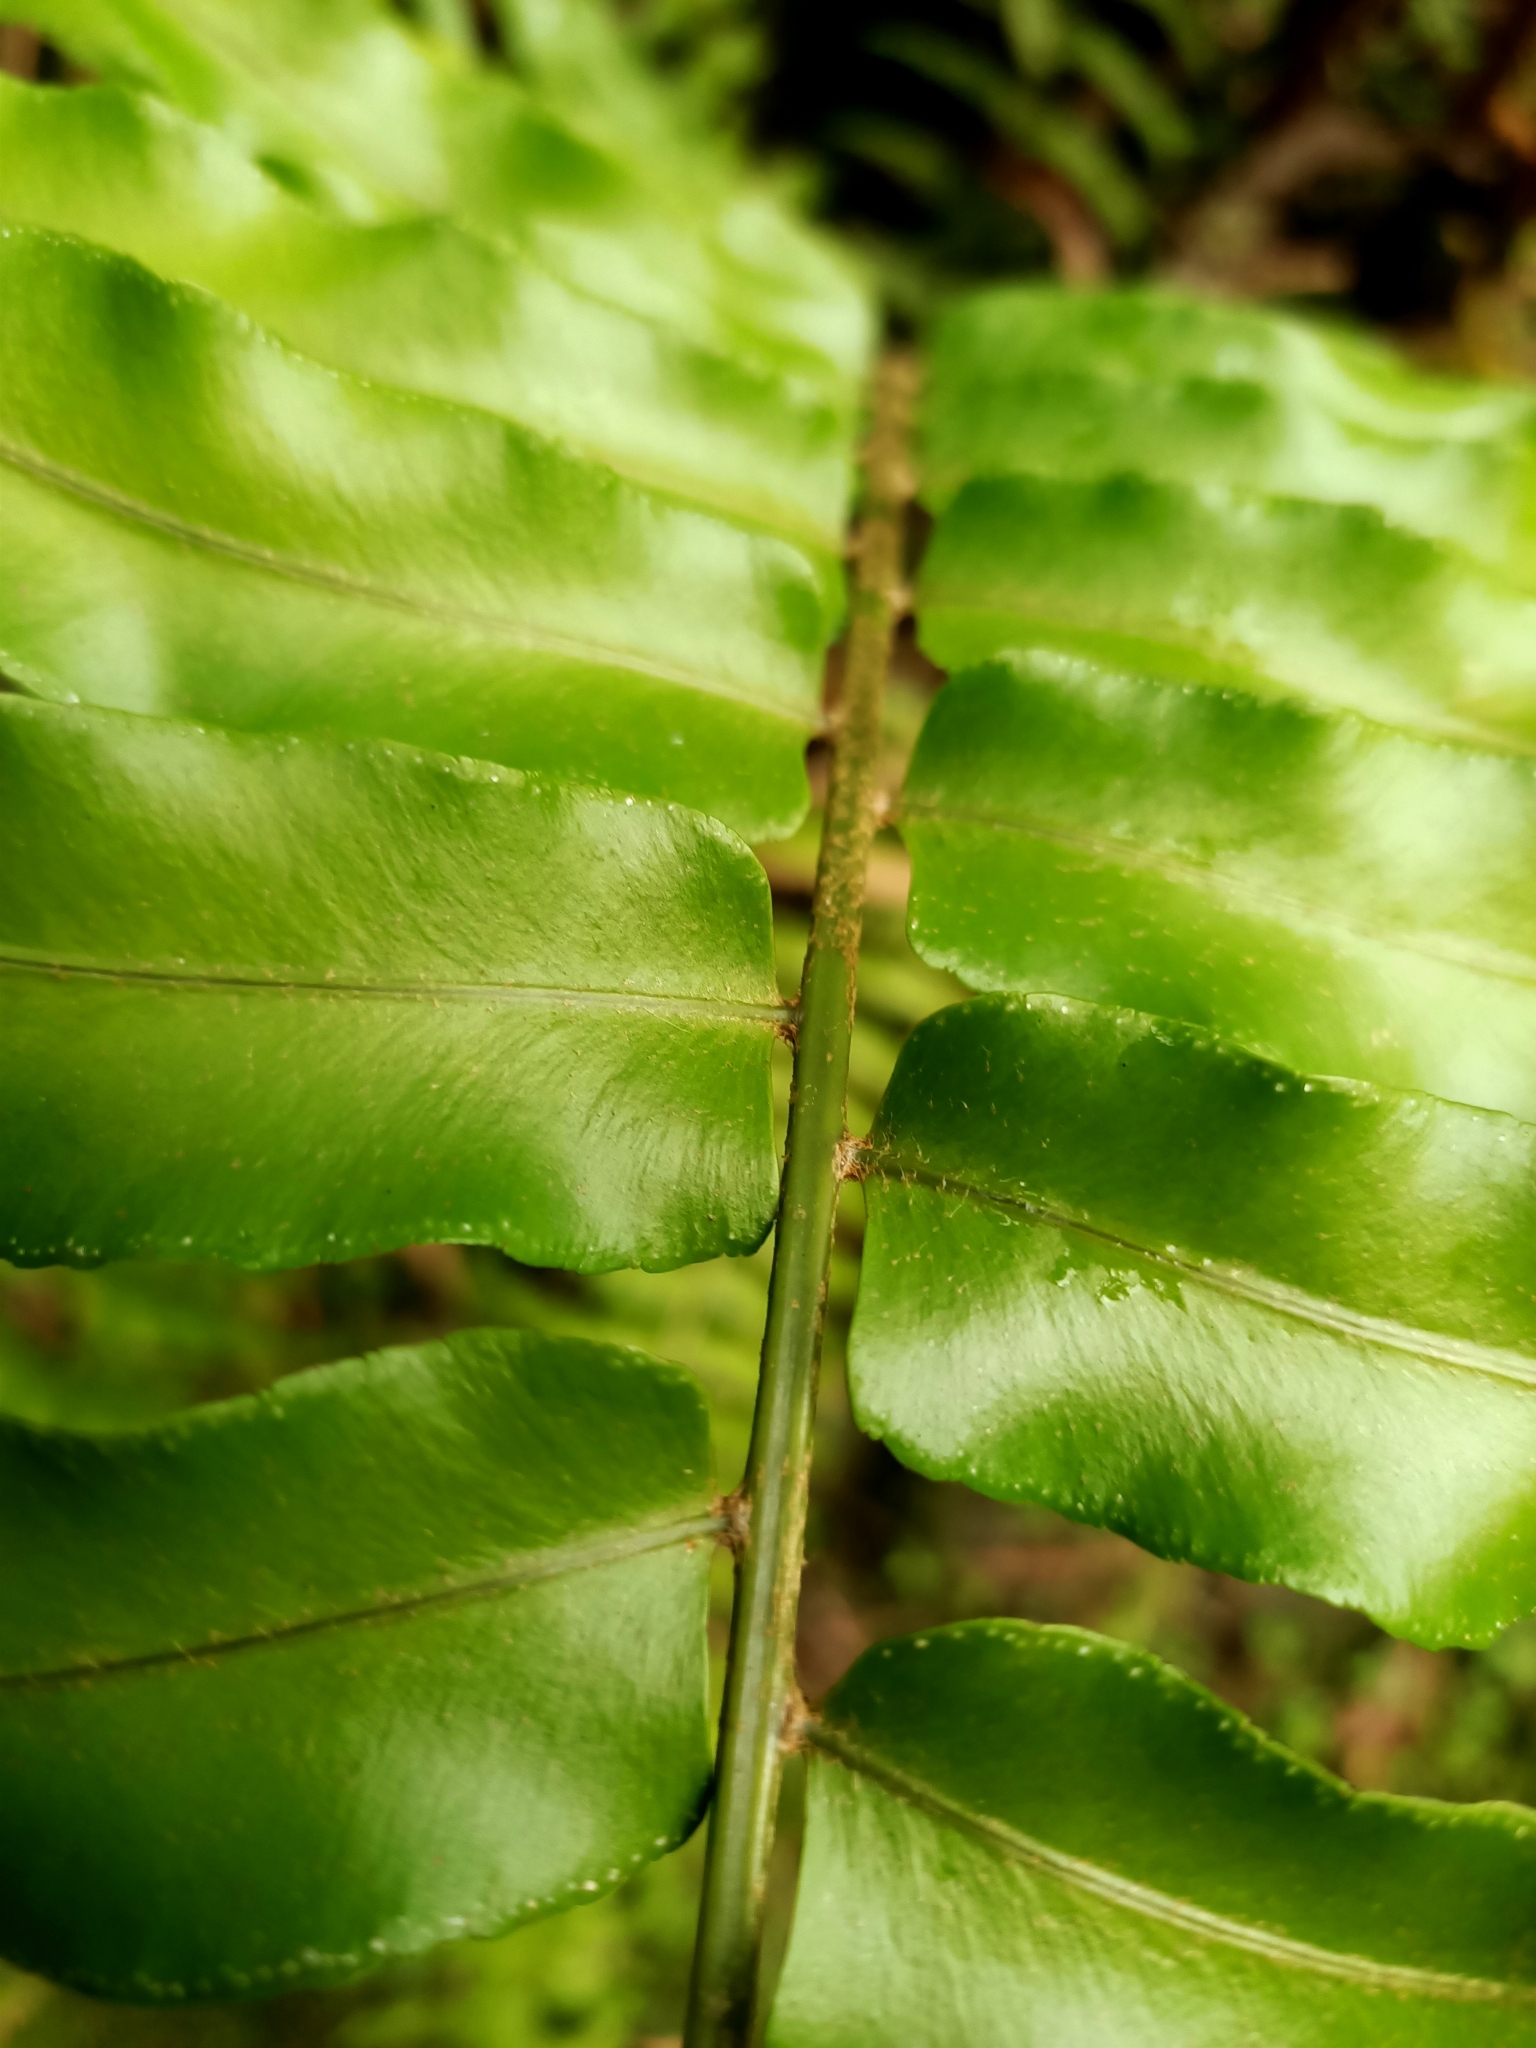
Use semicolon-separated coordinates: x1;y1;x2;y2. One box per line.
1167;0;1403;292
989;149;1110;284
1464;0;1536;130
0;24;40;78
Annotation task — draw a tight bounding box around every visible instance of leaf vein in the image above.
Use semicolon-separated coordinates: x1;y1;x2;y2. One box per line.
902;802;1536;986
811;1725;1536;2003
0;953;787;1024
0;1512;724;1691
0;435;819;727
871;1159;1536;1388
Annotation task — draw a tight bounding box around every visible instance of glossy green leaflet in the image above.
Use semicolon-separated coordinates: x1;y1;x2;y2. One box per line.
0;74;855;545
772;1625;1536;2046
0;224;835;841
0;694;782;1274
0;1329;719;2000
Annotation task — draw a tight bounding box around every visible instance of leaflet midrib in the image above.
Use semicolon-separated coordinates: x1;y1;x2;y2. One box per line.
0;949;787;1023
1;1512;724;1691
902;799;1536;986
872;1157;1536;1389
0;435;819;727
811;1723;1536;2005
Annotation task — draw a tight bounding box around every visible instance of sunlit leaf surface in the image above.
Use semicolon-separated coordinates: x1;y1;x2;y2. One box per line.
0;695;781;1272
919;469;1536;752
853;995;1536;1645
922;286;1536;584
0;76;854;547
771;1622;1536;2045
902;654;1536;1117
20;0;871;387
0;226;834;837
